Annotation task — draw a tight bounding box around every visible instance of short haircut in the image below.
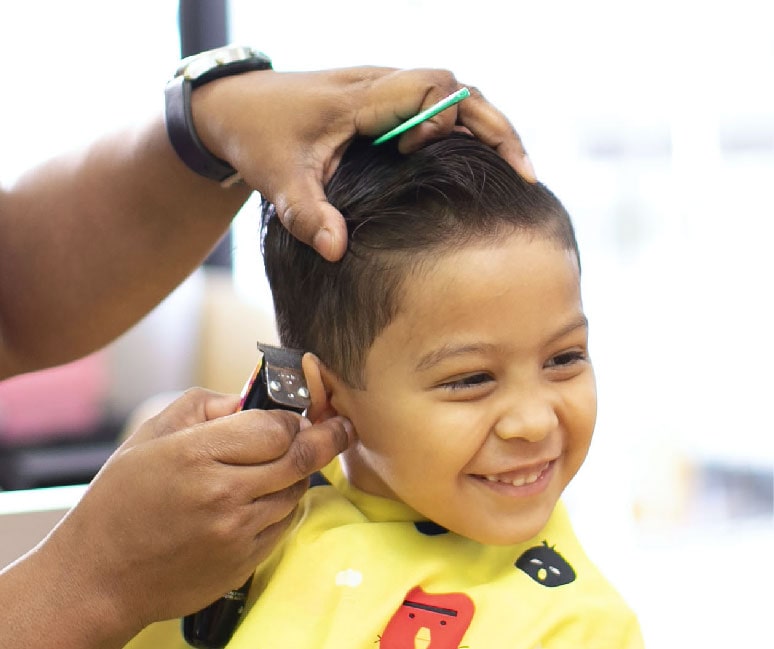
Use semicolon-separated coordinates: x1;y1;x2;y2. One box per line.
260;133;579;387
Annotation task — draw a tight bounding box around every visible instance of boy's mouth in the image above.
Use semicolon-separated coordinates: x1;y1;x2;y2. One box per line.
477;461;553;487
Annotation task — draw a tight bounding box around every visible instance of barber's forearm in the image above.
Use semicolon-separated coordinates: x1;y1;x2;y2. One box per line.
0;546;140;649
0;113;250;378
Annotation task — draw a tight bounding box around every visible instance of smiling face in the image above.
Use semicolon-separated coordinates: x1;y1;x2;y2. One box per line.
326;233;596;545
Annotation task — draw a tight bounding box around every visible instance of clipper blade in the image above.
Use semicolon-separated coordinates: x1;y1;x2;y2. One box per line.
257;343;310;411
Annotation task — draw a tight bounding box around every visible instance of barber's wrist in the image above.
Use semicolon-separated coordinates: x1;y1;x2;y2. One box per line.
188;75;253;179
164;45;272;187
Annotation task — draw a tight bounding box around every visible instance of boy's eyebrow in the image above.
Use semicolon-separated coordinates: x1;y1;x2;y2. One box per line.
413;315;589;373
415;343;498;372
544;314;589;347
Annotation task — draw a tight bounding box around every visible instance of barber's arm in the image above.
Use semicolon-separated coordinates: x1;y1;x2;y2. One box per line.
0;63;529;380
0;114;248;380
0;389;353;649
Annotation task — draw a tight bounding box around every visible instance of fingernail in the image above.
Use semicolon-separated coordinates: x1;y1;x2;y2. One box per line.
521;154;537;183
312;227;334;258
299;416;312;430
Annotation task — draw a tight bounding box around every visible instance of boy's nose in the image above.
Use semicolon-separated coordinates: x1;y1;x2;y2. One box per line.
493;390;558;442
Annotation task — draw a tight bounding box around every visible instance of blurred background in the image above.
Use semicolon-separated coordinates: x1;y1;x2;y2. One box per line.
1;1;772;646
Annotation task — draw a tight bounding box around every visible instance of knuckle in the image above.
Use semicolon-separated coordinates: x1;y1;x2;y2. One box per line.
260;487;305;525
425;68;457;89
466;85;485;100
273;508;298;534
147;387;214;439
203;477;237;508
278;205;296;234
182;386;209;401
260;411;297;452
210;512;242;544
176;387;212;415
289;437;319;477
284;477;310;503
252;511;296;560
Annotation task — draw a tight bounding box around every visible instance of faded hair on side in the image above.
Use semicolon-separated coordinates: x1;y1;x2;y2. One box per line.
260;133;579;387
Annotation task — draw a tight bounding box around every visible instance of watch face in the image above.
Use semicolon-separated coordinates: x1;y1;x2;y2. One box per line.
175;45;270;80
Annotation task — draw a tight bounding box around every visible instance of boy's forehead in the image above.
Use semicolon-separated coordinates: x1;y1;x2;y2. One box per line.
394;233;578;304
364;235;583;370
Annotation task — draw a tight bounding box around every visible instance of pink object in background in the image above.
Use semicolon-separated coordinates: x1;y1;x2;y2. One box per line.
0;352;108;444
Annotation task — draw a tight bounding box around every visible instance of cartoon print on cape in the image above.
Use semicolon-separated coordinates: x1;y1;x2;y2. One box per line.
515;540;576;587
379;586;475;648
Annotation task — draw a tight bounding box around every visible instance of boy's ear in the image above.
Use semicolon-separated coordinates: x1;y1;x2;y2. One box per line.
301;352;341;424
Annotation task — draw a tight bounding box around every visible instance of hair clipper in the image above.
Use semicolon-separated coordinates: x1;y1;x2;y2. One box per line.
181;343;310;648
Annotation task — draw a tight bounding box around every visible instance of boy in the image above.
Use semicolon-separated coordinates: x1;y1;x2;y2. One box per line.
126;134;642;648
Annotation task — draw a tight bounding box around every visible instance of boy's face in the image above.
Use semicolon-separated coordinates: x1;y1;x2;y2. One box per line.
330;232;596;545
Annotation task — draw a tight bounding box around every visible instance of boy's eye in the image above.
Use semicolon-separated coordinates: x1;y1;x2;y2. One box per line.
544;351;588;370
440;373;493;391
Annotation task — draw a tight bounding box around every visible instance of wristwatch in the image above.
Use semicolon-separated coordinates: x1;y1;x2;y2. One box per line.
164;45;272;185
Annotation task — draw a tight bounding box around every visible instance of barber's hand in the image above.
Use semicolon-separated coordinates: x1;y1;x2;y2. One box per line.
192;66;535;262
43;388;352;639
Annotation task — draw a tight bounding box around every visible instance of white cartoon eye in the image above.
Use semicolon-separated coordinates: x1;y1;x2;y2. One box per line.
530;558;543;565
549;566;561;575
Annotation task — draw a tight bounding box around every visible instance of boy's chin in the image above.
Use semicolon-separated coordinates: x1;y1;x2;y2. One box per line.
466;527;545;547
450;519;548;545
450;509;556;546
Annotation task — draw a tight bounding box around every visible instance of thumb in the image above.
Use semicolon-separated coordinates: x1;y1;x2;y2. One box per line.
273;178;349;262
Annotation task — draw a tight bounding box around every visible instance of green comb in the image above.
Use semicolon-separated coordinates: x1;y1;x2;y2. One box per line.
373;87;471;145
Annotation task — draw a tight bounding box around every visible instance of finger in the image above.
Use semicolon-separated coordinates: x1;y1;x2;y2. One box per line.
393;86;472;153
455;86;537;183
157;388;240;428
190;409;311;466
360;71;537;183
273;178;350;262
245;508;298;569
280;416;353;481
126;388;241;446
229;416;353;496
355;68;461;138
252;476;310;509
213;508;299;594
247;479;309;537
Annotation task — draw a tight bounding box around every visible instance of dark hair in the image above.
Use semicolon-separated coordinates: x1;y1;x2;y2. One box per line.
260;133;579;387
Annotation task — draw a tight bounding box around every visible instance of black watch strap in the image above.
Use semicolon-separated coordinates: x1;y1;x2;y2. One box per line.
164;76;237;183
164;47;272;185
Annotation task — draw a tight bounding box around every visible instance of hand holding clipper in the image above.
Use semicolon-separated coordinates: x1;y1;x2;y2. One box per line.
182;343;311;648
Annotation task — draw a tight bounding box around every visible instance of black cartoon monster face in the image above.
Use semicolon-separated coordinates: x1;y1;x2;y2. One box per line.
515;541;576;587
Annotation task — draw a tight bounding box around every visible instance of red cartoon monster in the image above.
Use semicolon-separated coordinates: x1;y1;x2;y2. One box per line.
380;586;475;649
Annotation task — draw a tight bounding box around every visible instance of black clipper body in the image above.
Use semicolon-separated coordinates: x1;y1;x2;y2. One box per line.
181;343;309;648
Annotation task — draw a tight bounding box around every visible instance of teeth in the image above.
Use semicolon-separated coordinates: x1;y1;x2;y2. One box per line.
483;462;549;486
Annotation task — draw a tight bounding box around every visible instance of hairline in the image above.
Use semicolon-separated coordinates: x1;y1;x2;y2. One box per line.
335;220;580;388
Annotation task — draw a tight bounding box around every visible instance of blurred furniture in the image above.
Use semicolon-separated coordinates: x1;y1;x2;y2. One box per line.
0;484;86;568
